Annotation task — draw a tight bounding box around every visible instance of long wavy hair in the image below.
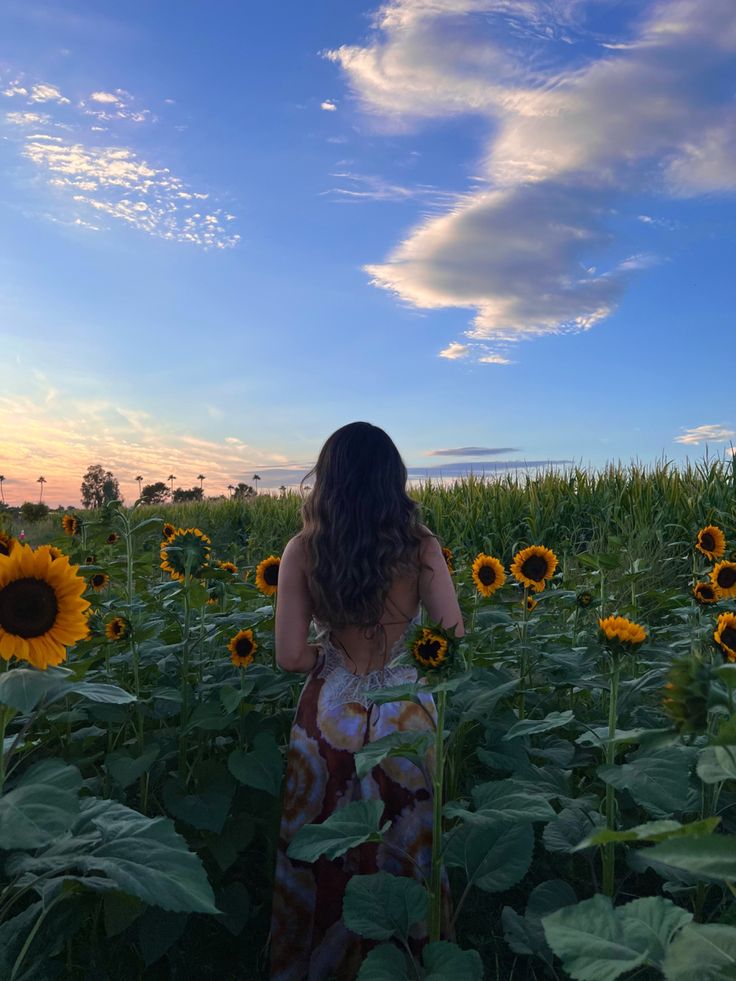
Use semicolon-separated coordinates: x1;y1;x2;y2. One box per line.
299;422;433;632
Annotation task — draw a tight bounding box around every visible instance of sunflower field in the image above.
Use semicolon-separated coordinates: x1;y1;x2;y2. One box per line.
1;456;736;980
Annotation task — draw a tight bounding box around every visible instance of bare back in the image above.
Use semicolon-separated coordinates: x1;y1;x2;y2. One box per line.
312;525;465;676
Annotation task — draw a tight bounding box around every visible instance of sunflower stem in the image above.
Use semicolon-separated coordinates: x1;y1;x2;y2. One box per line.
429;687;447;943
179;566;193;779
0;706;7;797
602;655;620;897
518;586;529;720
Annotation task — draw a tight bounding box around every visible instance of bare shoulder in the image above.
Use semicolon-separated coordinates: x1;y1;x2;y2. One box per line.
283;532;307;566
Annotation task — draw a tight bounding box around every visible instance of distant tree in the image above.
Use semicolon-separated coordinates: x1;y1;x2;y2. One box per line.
172;486;205;503
140;481;170;505
136;475;143;498
197;474;206;490
279;484;287;497
168;474;176;496
0;475;5;504
252;473;261;494
227;484;234;498
37;476;46;503
80;465;122;509
232;482;256;500
21;501;49;523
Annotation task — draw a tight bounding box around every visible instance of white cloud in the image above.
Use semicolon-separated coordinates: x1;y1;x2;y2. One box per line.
674;425;736;445
439;341;469;359
479;353;512;364
5;111;49;125
327;0;736;350
321;100;338;111
89;91;122;104
29;83;70;104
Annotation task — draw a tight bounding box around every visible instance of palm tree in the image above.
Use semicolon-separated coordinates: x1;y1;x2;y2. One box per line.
136;475;143;498
0;475;5;504
279;484;286;497
168;474;176;497
37;476;46;503
198;474;206;491
227;484;234;498
252;473;261;494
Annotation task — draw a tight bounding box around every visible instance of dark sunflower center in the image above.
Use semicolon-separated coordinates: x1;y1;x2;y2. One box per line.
236;635;254;658
416;639;441;661
580;594;591;605
92;574;105;587
0;577;59;638
700;585;715;599
721;626;736;651
0;541;11;557
522;555;548;581
264;563;279;586
717;567;736;589
478;564;496;586
701;532;715;551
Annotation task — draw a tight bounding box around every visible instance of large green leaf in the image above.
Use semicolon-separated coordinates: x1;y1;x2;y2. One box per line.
544;806;605;854
6;796;218;914
503;710;574;741
663;923;736;980
342;872;426;942
227;733;283;796
287;800;388;863
0;759;82;849
645;835;736;882
542;893;690;981
356;944;408;980
597;749;691;818
503;879;577;962
354;731;433;780
445;778;556;828
423;941;484;980
162;767;235;834
444;821;534;893
697;746;736;785
577;817;721;849
105;745;160;789
0;667;71;713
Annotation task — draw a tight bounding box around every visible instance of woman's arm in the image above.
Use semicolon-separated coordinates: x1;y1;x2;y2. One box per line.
418;531;466;637
274;535;320;672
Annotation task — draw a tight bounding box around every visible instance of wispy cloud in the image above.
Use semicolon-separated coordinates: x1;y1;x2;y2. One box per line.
1;70;239;249
674;424;736;446
438;341;469;359
327;0;736;359
321;99;338;111
323;170;457;205
428;446;519;456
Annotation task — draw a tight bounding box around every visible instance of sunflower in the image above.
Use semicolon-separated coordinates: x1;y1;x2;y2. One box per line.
106;532;120;545
255;555;280;596
693;581;719;605
661;654;711;734
577;590;594;608
410;626;449;671
162;522;177;541
523;594;538;612
62;514;80;536
696;525;726;561
105;616;129;641
0;531;17;557
206;597;219;606
0;543;91;669
511;545;558;593
85;554;97;565
160;528;211;582
714;611;736;662
217;560;238;574
89;572;110;591
228;628;257;667
598;614;647;651
441;547;455;574
711;561;736;599
471;553;506;597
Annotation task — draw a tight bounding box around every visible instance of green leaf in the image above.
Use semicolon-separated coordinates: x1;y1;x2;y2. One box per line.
287;800;388;863
219;682;255;714
342;872;427;942
357;944;409;981
576;817;721;850
367;683;423;706
662;923;736;980
444;822;534;893
542;894;649;981
6;796;218;914
503;710;574;741
0;759;82;849
446;778;556;827
645;835;736;882
137;909;188;967
355;731;433;780
105;745;160;789
618;896;692;967
697;746;736;784
597;749;691;818
423;941;484;980
53;681;136;706
227;733;283;796
162;768;236;833
503;880;578;962
0;666;72;713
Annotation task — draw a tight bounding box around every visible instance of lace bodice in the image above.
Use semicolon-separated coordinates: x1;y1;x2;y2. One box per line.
311;610;423;709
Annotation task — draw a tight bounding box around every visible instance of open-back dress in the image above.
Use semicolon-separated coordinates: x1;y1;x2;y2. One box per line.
269;609;453;980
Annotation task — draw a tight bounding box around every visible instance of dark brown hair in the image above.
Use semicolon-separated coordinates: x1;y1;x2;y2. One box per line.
299;422;434;631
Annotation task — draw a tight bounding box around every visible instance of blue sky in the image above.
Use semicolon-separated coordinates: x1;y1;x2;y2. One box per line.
0;0;734;507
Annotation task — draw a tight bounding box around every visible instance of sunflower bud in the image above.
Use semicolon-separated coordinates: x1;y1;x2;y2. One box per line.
661;654;712;734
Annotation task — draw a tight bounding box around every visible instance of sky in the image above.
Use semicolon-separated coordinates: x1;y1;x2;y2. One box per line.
0;0;734;508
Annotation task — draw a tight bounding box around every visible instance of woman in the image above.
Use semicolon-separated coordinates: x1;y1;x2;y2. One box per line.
269;422;464;980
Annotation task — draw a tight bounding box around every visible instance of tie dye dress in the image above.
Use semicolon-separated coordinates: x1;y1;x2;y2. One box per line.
269;610;453;980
